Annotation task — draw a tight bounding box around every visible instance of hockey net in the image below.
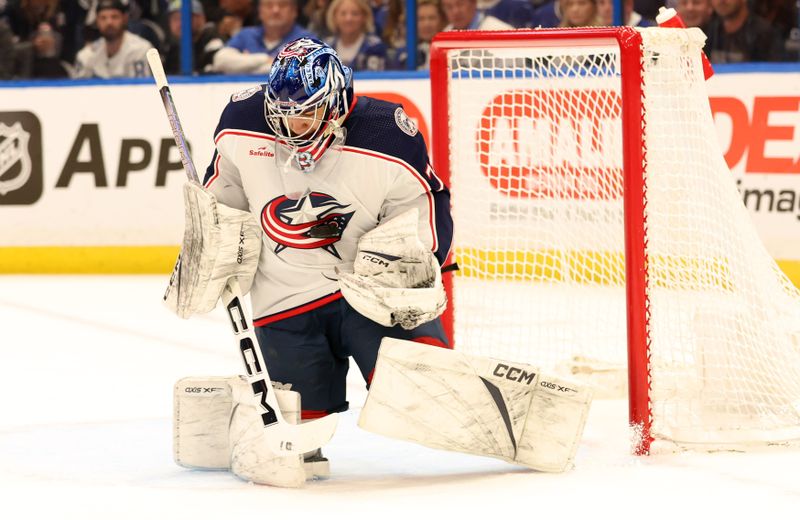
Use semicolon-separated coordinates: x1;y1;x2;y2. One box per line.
430;27;800;453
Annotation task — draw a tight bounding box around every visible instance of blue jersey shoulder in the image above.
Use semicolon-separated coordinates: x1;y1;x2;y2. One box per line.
344;96;428;175
214;84;272;137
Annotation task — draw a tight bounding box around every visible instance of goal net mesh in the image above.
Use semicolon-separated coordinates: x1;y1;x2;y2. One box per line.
442;28;800;448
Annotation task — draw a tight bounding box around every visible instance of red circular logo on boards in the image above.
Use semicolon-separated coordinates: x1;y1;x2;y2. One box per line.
477;89;623;200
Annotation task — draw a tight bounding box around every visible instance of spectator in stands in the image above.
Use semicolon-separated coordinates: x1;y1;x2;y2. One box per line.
59;0;91;64
71;1;164;56
303;0;332;39
624;0;655;26
0;19;14;79
753;0;799;61
125;0;166;53
668;0;713;29
560;0;601;26
753;0;796;38
216;13;243;42
633;0;662;20
212;0;312;74
597;0;654;26
2;0;71;78
164;0;223;74
219;0;258;26
213;0;258;41
381;0;403;51
369;0;389;34
27;19;70;76
325;0;387;71
484;0;536;28
73;0;152;78
385;0;447;69
441;0;513;30
531;0;561;27
3;0;63;41
416;0;446;64
706;0;783;62
597;0;611;24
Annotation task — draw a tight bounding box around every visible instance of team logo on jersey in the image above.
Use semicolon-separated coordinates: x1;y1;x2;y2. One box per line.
394;107;418;137
261;191;354;258
232;86;261;102
0;112;42;205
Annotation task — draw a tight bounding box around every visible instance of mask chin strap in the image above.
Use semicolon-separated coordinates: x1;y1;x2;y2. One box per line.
280;107;348;174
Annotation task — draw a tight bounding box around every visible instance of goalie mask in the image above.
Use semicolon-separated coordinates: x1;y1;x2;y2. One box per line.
265;38;354;194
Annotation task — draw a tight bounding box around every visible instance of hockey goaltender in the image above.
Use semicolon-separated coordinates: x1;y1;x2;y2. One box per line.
156;38;593;488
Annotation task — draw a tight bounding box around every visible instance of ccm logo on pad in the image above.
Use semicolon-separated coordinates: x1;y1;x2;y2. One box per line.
493;363;536;385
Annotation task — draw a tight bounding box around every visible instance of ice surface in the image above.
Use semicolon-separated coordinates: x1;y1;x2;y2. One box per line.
1;276;798;518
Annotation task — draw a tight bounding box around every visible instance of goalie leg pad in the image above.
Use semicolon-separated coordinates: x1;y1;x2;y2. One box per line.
174;376;234;470
173;376;328;486
358;338;593;472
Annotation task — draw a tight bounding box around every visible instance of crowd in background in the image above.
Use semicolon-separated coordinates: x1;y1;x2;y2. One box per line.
0;0;797;80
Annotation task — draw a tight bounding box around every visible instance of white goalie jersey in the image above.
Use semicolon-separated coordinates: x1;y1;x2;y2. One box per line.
203;86;453;325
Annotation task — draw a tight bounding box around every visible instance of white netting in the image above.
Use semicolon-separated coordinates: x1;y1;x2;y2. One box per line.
442;28;800;449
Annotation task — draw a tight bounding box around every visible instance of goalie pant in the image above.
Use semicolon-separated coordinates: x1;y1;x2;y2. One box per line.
254;293;449;419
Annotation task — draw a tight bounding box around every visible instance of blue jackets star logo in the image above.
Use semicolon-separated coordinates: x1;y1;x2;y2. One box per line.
261;191;354;259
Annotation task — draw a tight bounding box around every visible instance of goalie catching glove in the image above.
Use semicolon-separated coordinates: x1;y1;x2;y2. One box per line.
165;182;262;318
338;209;446;330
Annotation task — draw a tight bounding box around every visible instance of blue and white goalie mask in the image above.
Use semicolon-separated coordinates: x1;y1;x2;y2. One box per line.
265;38;353;187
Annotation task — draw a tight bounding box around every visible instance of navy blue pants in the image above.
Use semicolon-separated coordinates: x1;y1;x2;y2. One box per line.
254;296;448;418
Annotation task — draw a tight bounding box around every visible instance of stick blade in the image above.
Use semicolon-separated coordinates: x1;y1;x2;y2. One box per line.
146;48;168;89
264;413;339;455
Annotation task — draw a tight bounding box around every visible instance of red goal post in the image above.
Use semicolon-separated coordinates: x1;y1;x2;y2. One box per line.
429;27;800;455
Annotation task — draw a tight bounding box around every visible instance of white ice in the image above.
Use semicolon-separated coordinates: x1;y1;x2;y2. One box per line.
1;276;798;519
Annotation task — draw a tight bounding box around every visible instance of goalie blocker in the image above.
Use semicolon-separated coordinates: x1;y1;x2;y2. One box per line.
359;338;593;472
164;182;262;319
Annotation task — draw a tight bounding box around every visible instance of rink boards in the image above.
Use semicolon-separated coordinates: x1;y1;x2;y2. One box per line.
0;67;798;283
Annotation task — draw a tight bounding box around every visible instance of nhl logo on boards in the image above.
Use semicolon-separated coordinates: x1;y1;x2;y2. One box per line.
394;107;418;137
0;122;31;195
0;112;43;205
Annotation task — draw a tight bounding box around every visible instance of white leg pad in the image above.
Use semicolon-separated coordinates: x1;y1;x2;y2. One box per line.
173;375;326;487
358;338;593;472
174;376;236;470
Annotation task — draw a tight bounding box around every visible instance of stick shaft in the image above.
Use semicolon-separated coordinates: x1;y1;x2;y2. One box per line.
147;49;199;183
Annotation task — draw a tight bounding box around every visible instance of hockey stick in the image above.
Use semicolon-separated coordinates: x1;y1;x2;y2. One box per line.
146;49;338;455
